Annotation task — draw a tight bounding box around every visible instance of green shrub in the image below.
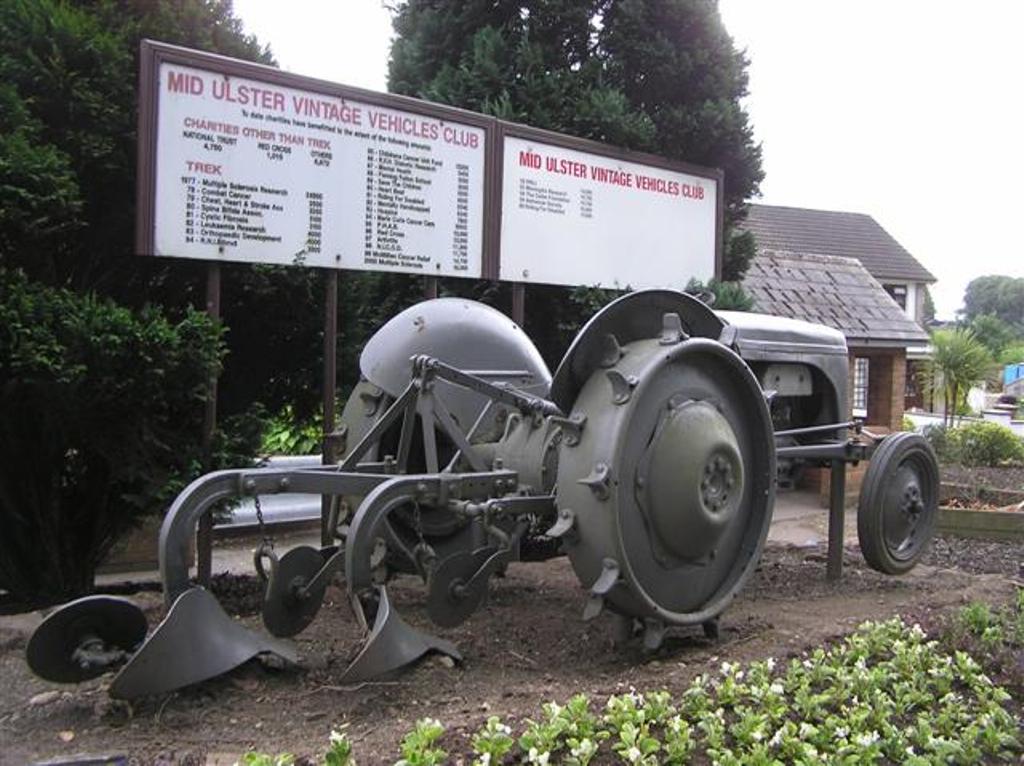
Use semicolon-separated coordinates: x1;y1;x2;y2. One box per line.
261;405;322;456
922;424;953;461
949;421;1024;467
901;415;916;432
0;270;254;602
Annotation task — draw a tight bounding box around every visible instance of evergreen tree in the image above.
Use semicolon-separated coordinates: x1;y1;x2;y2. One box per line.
389;0;763;280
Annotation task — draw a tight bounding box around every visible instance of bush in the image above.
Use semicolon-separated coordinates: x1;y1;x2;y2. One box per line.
261;405;322;456
901;415;916;432
949;421;1024;467
922;424;953;461
0;270;253;602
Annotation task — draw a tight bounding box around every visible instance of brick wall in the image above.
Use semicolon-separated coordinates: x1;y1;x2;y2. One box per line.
804;346;909;508
801;462;869;508
850;347;906;431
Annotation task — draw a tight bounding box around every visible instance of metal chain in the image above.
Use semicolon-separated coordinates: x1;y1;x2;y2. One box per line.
410;499;441;578
254;493;273;550
411;500;426;546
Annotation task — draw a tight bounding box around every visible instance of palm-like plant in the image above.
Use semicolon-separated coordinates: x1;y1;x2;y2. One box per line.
920;328;994;426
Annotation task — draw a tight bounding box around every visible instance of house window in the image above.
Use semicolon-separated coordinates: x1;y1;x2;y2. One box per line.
883;283;907;310
853;357;869;416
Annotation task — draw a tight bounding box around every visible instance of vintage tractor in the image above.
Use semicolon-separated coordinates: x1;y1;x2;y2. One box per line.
26;290;939;697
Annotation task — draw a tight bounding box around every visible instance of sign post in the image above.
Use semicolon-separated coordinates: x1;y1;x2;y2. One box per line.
511;282;525;326
197;262;220;585
321;270;338;546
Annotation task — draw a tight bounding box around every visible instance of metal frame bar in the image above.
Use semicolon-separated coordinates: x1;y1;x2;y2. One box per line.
771;420;881;582
773;421;856;439
159;468;396;605
775;441;870;462
340;383;419;471
827;460;847;581
421;357;562;418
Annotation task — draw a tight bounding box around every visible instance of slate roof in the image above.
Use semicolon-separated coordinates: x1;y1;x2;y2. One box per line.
742;250;930;347
743;204;936;283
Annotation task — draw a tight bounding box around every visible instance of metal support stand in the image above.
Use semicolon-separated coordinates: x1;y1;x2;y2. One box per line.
826;459;846;582
511;282;525;326
424;276;439;300
197;262;221;586
321;270;338;547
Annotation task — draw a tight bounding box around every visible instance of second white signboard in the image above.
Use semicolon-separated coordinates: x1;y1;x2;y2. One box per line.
500;136;718;289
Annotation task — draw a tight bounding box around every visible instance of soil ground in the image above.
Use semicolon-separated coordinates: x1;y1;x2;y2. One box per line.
2;533;1021;765
942;463;1024;493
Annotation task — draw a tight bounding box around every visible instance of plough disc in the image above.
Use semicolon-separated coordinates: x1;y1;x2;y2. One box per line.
27;596;148;683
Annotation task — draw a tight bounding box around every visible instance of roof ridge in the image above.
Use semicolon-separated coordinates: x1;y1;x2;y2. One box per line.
741;204;936;283
748;202;873;218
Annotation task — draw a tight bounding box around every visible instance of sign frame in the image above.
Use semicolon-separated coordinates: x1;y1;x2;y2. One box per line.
136;40;500;277
494;120;724;287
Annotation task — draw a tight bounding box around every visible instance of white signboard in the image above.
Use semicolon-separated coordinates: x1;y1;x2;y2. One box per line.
151;63;485;275
500;137;718;288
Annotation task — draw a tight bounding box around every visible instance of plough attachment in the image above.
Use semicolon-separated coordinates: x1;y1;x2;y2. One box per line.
27;292;940;698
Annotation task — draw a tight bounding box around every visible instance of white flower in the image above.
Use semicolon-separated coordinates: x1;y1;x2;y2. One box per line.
527;748;549;766
766;656;776;671
855;731;880;747
626;746;642;762
720;661;735;675
769;682;784;695
835;726;848;739
479;754;491;766
571;739;596;758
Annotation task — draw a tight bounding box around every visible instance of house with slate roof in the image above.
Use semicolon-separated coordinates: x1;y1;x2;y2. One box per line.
744;204;936;324
741;204;936;430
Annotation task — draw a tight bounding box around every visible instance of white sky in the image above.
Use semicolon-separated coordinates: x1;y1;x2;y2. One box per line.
234;0;1024;319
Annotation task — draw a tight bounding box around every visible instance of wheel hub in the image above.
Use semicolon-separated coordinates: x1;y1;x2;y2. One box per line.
640;400;745;561
901;484;923;516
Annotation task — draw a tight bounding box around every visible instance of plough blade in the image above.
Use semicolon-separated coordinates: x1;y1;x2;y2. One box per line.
340;586;460;683
109;587;297;699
